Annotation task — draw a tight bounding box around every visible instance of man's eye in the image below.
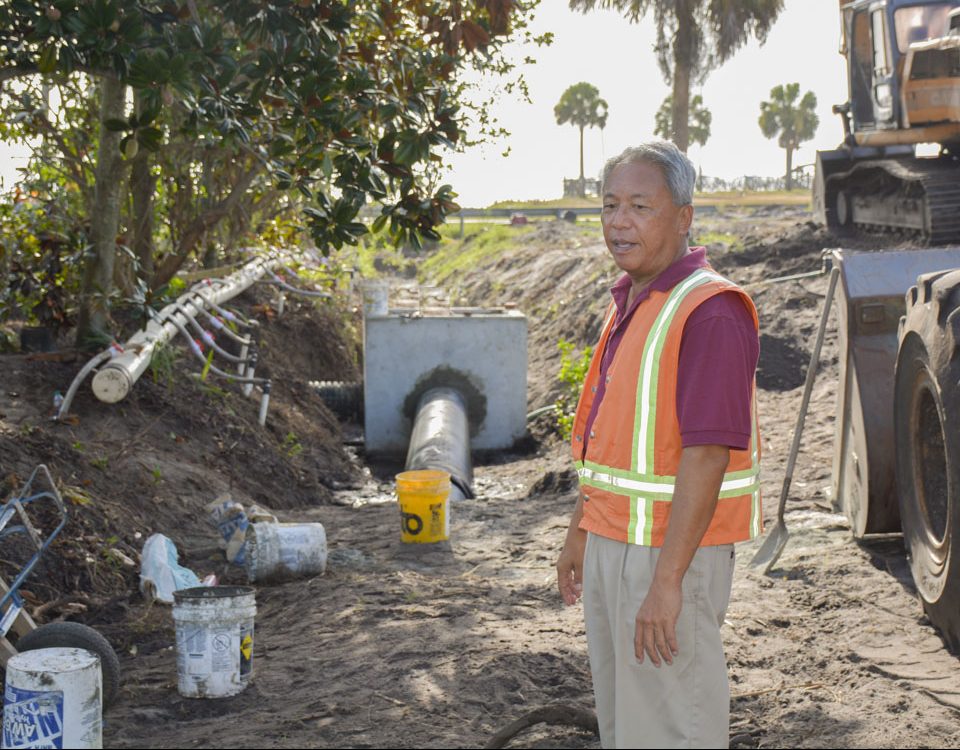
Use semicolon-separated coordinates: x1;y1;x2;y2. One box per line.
602;204;615;210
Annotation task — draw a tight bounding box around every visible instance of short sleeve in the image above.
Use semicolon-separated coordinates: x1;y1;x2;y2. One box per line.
676;292;759;449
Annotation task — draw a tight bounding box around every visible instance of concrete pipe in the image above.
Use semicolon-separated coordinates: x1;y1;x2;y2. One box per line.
405;387;475;501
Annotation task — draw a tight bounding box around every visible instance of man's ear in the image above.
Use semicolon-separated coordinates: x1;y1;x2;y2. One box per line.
678;204;693;236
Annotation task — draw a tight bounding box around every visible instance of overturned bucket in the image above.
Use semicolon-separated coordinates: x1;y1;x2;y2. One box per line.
396;469;450;543
3;647;102;749
244;522;327;583
173;586;256;699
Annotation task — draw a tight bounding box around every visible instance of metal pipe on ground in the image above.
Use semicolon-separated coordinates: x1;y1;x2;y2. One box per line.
404;387;475;502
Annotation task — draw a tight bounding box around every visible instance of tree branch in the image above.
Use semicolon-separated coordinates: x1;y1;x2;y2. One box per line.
151;163;264;288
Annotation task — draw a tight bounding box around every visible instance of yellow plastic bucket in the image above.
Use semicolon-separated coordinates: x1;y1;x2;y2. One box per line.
395;469;450;543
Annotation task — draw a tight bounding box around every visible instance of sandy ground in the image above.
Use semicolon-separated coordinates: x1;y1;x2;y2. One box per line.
3;207;960;748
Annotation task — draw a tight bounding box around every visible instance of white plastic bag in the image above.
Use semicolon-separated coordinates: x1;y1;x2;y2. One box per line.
139;533;201;604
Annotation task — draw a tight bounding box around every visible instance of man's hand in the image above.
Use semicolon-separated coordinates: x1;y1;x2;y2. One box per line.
556;528;587;605
557;491;588;605
633;444;730;667
634;579;682;666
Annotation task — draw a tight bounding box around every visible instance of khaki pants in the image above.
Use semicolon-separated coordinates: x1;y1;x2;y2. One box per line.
583;533;735;749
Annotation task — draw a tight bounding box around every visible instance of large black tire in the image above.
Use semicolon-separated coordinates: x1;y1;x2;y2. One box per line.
15;621;121;708
895;269;960;651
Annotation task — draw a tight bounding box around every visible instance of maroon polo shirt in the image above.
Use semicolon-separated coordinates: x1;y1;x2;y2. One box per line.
583;247;758;451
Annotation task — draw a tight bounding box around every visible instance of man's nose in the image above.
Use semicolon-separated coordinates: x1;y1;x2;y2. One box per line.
609;205;629;228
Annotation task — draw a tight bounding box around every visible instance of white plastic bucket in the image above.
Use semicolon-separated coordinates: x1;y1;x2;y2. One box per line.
2;647;102;749
172;586;256;699
244;522;327;583
360;280;389;316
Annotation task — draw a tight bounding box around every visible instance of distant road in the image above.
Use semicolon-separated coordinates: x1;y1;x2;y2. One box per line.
451;202;811;225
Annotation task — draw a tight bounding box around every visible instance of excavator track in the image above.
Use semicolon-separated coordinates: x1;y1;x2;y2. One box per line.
826;156;960;245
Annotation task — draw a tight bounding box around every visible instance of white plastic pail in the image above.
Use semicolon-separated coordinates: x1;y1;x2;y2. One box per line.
172;586;256;699
244;522;327;583
2;647;102;749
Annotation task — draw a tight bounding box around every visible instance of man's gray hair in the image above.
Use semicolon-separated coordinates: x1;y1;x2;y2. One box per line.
601;141;696;207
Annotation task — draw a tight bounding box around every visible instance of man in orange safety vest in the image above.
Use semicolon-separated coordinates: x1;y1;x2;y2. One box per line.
556;141;761;749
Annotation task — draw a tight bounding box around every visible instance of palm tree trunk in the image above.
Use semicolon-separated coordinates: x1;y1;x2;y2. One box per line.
76;74;127;348
785;145;794;190
671;0;696;153
578;124;585;198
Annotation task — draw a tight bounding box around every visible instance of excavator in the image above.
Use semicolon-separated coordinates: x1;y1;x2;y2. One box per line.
814;0;960;243
807;0;960;650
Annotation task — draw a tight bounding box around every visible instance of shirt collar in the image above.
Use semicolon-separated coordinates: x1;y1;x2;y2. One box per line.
610;247;708;317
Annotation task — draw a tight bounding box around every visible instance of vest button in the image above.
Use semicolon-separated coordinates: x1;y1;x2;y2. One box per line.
576;435;583;442
589;430;596;439
605;375;611;384
591;385;597;393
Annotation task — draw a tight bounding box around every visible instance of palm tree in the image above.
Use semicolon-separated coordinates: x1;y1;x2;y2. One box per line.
654;94;711;148
569;0;783;152
759;83;818;190
554;82;609;197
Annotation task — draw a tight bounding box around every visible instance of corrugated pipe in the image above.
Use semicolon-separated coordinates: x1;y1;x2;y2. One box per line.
405;387;475;502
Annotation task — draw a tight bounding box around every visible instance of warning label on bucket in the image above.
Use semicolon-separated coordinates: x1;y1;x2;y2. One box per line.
2;685;64;749
240;622;254;680
211;629;234;673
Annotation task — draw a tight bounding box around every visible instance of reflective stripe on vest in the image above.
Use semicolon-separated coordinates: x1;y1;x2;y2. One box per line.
576;268;762;546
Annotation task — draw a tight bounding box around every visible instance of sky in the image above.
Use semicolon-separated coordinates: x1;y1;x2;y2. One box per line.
0;1;849;206
442;0;848;206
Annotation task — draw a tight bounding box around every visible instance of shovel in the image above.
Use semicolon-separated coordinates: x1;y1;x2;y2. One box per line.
750;265;840;574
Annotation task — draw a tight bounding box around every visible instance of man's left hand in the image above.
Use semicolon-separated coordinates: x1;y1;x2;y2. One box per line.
634;580;682;667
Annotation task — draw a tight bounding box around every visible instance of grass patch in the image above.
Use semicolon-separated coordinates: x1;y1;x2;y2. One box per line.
420;222;534;285
692;230;742;251
694;189;811;207
487;197;601;210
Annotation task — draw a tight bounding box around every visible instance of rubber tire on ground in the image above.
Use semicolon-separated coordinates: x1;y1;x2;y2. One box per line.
15;621;121;708
895;269;960;652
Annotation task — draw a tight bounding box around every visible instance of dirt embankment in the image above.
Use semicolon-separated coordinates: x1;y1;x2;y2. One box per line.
1;208;959;748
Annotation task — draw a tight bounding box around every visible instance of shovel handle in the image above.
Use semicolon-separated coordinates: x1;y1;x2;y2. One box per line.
775;266;840;525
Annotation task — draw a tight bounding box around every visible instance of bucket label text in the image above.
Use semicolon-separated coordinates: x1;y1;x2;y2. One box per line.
3;686;64;749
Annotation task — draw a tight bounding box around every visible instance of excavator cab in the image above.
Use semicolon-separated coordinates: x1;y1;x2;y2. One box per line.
841;0;958;135
814;0;960;241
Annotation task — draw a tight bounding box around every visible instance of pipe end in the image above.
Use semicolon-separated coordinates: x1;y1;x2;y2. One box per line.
92;366;132;403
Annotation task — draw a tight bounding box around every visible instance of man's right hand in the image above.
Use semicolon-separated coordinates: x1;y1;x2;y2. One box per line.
556;529;587;605
556;491;588;606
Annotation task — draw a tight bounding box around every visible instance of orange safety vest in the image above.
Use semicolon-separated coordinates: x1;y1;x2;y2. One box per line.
571;267;762;546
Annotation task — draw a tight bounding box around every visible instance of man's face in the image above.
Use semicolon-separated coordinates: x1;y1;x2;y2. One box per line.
600;160;693;286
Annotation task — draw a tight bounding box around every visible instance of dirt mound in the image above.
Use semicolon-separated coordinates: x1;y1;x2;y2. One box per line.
0;287;363;627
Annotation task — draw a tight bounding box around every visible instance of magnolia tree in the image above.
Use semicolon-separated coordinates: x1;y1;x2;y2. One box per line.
0;0;541;345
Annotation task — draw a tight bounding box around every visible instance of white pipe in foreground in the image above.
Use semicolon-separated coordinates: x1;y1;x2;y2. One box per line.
90;255;282;404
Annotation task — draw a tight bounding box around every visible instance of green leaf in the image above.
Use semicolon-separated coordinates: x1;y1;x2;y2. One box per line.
38;45;58;74
103;118;128;132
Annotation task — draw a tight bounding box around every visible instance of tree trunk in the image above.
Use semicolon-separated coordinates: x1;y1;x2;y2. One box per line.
75;75;127;348
578;123;585;198
130;94;156;281
785;144;794;190
671;1;696;153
